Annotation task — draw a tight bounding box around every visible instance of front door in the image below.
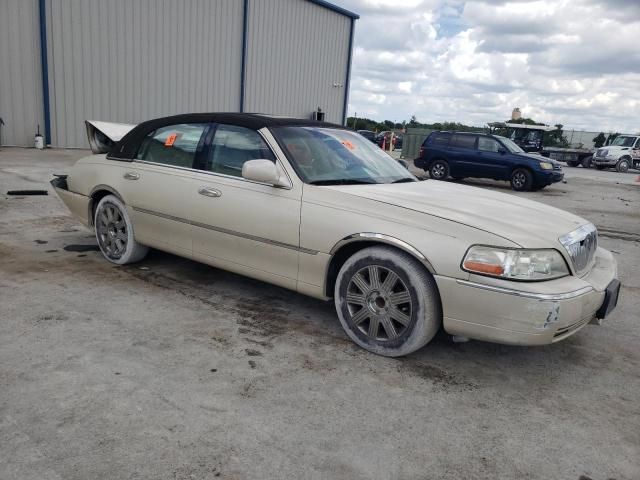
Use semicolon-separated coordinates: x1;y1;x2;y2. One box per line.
186;124;302;290
475;136;510;179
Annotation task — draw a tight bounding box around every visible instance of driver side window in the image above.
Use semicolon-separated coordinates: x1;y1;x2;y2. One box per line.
478;137;501;153
203;124;275;178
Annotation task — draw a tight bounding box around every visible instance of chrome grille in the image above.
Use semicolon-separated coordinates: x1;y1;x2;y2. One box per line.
559;224;598;274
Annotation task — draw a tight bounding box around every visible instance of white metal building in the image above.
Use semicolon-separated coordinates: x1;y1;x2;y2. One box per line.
0;0;358;147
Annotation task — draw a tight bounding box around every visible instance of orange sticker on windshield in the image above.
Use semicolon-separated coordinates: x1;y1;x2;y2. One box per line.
165;133;178;147
341;140;355;150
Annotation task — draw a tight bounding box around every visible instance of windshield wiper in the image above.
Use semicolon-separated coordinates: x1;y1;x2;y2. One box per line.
308;179;377;186
390;178;417;184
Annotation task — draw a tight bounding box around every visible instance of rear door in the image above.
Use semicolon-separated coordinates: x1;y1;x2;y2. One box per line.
447;134;478;177
124;122;211;256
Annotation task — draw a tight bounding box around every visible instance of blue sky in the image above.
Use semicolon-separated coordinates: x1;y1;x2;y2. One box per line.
334;0;640;133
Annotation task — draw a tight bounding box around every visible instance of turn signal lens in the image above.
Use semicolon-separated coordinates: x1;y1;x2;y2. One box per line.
462;261;504;275
462;246;570;281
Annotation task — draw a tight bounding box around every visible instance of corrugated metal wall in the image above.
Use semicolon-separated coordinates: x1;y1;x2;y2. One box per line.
45;0;244;147
0;0;45;146
0;0;353;147
244;0;351;124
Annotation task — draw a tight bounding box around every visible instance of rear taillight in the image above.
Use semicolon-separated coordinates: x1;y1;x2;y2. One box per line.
419;146;425;157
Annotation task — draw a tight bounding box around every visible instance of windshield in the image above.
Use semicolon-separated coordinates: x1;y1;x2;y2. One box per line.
611;136;637;147
495;135;525;153
273;127;416;185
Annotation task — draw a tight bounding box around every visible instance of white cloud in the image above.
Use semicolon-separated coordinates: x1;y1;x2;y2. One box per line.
337;0;640;133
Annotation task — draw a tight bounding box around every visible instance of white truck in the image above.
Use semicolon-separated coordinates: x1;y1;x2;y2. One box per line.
592;134;640;172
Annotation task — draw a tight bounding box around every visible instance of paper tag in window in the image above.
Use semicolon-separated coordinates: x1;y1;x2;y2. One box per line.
165;133;178;147
341;140;355;150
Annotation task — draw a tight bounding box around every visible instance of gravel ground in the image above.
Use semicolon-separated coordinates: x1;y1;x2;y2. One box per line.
1;147;639;480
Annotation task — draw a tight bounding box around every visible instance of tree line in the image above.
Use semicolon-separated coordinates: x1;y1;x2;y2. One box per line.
348;114;622;149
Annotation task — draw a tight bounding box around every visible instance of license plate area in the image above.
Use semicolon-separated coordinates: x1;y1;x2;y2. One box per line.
596;279;621;319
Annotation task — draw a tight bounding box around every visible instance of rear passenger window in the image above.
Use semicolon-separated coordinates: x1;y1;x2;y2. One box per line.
450;134;477;149
428;132;450;146
478;137;501;153
136;123;208;168
204;124;275;177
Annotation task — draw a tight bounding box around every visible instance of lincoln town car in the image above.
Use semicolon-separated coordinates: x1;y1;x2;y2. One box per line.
51;113;620;356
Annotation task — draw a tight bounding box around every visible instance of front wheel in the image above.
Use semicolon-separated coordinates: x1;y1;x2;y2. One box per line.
429;159;449;180
616;158;630;173
510;168;533;191
94;195;148;265
334;246;441;357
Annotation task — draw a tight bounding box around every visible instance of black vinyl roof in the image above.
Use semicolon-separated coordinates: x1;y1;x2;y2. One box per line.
110;112;348;160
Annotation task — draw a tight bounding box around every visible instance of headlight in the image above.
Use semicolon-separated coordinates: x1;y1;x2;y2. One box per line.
539;162;553;170
462;246;569;281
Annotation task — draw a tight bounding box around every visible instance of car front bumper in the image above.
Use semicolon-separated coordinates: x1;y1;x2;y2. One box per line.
593;157;617;166
435;247;619;345
537;170;564;185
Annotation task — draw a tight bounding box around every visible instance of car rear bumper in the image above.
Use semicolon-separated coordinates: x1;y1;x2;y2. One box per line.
51;176;91;226
434;247;618;345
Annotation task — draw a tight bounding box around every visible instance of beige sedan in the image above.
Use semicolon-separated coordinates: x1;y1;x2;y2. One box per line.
52;113;620;356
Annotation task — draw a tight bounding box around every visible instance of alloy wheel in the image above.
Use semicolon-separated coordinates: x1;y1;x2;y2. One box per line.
345;265;413;342
96;202;128;259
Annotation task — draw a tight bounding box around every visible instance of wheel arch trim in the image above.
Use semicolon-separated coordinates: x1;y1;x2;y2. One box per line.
88;185;125;225
328;233;436;274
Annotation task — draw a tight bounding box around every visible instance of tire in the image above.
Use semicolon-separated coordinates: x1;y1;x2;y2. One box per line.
616;158;630;173
94;194;148;265
334;246;441;357
510;168;533;191
566;160;579;167
429;159;449;180
581;156;592;168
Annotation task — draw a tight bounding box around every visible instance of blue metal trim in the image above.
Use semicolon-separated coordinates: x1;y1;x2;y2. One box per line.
240;0;249;112
38;0;52;145
342;17;355;125
307;0;359;19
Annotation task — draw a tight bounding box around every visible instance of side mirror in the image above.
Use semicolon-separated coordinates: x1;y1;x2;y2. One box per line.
242;159;289;187
498;148;507;155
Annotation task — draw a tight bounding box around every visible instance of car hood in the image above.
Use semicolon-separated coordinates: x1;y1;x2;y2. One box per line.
515;152;561;165
324;180;587;248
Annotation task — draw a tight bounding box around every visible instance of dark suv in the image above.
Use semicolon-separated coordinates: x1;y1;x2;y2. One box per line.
415;131;564;191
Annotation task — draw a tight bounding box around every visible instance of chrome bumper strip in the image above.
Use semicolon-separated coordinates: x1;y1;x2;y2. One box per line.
456;279;593;300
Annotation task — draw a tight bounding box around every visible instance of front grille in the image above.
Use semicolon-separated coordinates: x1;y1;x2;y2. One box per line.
559;224;598;274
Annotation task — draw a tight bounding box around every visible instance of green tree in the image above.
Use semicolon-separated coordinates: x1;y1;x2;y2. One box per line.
592;132;606;148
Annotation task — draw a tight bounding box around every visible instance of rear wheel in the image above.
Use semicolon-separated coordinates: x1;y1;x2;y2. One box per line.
566;160;580;167
334;246;441;357
429;159;449;180
94;195;148;265
581;156;593;168
616;158;630;173
510;168;533;191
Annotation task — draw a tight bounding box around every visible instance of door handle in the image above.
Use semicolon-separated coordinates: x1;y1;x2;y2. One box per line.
123;172;140;180
198;186;222;198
